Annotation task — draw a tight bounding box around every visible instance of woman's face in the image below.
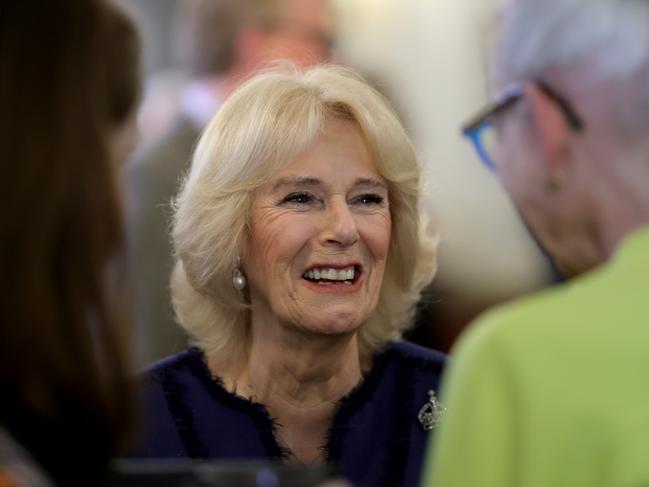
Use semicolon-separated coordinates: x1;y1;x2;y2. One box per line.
245;117;391;337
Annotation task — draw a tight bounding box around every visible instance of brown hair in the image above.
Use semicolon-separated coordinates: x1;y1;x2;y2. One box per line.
0;0;139;483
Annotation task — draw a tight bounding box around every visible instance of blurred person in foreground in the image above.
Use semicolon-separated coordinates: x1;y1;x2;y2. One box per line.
0;1;140;485
125;0;335;366
422;0;649;486
130;65;445;487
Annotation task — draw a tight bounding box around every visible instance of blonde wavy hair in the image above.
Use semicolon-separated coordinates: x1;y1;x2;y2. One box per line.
171;64;436;362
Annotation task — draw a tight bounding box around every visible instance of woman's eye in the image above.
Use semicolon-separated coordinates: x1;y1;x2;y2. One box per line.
355;194;384;205
281;192;313;205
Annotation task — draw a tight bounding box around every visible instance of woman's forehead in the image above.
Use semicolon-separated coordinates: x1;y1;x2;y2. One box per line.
264;134;384;193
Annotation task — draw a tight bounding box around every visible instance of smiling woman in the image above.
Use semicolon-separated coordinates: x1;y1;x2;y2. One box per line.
131;65;445;487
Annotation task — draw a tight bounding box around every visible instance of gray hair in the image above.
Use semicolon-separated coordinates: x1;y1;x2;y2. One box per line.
496;0;649;133
497;0;649;81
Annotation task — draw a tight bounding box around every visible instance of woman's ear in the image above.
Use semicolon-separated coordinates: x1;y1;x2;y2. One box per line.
523;82;573;174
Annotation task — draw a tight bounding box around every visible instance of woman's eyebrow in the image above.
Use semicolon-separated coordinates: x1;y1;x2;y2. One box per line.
271;176;321;191
354;177;387;189
271;175;387;191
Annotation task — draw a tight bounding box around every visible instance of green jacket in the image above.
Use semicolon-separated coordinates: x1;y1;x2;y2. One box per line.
423;227;649;487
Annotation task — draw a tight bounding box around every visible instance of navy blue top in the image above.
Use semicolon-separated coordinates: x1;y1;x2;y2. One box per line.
130;341;446;487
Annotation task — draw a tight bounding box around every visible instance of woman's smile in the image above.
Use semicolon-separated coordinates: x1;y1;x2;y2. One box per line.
300;263;364;292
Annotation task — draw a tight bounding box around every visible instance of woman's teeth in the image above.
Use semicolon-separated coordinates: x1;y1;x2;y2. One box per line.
302;267;356;284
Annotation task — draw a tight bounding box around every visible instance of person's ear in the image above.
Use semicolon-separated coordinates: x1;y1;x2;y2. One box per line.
523;82;573;174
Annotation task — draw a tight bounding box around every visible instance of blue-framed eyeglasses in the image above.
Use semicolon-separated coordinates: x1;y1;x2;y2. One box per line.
461;81;584;170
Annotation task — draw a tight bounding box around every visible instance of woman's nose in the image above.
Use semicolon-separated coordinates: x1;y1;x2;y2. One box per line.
319;200;359;248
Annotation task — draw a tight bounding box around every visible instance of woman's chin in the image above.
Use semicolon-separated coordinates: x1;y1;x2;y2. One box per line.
297;311;366;337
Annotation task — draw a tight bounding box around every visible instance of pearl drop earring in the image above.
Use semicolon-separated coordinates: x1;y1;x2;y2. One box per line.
232;258;247;290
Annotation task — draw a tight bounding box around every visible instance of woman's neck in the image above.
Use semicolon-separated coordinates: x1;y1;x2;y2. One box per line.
208;311;363;463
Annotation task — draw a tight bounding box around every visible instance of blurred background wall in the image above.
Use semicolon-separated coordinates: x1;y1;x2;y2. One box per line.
117;0;555;352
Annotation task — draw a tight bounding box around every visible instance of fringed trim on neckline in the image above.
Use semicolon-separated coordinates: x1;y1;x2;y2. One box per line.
156;361;209;458
325;344;391;462
181;347;291;461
